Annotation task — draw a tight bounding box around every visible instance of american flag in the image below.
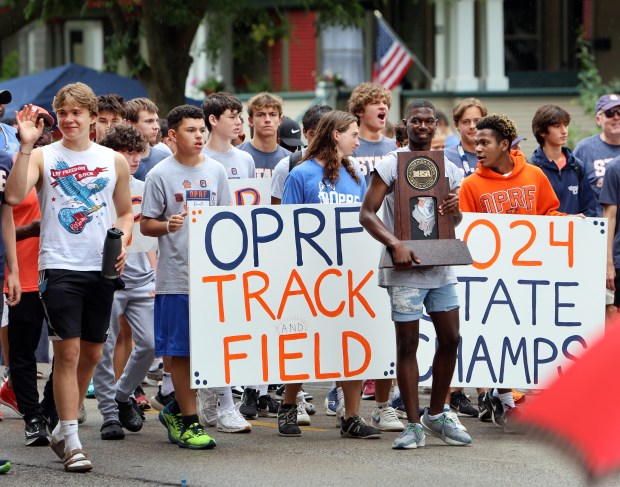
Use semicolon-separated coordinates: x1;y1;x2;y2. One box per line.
372;15;414;90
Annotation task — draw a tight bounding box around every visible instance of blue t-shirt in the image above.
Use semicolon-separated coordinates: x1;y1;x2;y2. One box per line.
352;136;397;184
237;141;291;179
282;158;367;205
0;123;19;158
598;156;620;267
134;146;170;181
574;134;620;214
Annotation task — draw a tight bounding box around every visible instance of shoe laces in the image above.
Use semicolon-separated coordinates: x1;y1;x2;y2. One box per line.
281;407;297;425
445;411;464;429
184;422;205;437
379;406;400;422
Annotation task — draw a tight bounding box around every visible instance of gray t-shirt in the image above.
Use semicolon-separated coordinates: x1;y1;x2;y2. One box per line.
202;146;256;179
237;141;291;178
141;156;233;294
134;146;170;181
271;148;306;199
444;144;478;177
121;177;155;289
353;136;398;184
374;147;463;289
574;134;620;215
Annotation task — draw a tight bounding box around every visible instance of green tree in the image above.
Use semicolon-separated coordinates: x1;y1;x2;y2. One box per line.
2;0;380;113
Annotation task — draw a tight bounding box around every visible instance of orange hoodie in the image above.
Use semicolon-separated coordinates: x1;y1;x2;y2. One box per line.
459;150;565;216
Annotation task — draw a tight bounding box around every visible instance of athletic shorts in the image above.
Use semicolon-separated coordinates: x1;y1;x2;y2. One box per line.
154;294;190;357
39;269;116;343
387;283;459;322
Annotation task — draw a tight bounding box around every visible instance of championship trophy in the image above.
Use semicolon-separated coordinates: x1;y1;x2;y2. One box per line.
379;151;473;268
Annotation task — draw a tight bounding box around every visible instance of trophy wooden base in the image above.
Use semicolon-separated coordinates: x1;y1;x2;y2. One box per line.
379;239;473;268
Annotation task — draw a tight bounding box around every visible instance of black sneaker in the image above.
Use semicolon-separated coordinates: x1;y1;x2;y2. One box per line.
267;384;282;392
116;398;143;432
340;416;382;439
258;394;279;417
450;390;478;417
239;388;259;419
277;404;301;437
24;415;50;446
231;386;244;399
275;384;285;401
478;392;491;422
151;387;175;411
485;391;505;428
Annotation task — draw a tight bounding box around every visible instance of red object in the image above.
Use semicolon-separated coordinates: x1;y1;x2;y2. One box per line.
372;16;414;91
0;381;21;416
517;320;619;480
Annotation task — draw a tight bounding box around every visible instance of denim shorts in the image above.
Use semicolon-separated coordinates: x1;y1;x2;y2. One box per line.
387;284;459;322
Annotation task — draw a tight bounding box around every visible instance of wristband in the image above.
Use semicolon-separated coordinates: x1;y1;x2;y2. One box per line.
166;220;171;233
20;150;32;156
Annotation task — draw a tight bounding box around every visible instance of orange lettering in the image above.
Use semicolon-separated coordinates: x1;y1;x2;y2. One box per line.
348;270;375;317
550;220;574;268
314;269;345;317
223;335;251;384
279;333;310;381
202;274;236;322
277;269;317;319
243;271;275;321
313;332;341;379
261;334;269;383
463;219;501;270
342;331;371;377
510;220;542;266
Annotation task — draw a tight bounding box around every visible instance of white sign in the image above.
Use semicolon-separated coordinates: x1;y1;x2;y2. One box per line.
126;183;157;253
188;206;606;389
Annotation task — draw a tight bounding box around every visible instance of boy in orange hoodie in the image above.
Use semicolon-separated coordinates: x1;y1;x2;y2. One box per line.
459;114;565;433
460;114;564;216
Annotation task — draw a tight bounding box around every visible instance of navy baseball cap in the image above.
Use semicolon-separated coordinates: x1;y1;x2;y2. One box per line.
278;116;303;147
0;90;11;104
595;94;620;114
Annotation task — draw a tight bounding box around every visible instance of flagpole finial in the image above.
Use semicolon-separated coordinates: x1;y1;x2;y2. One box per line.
374;10;383;19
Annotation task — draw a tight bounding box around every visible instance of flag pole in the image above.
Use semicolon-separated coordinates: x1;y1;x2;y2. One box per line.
373;10;435;85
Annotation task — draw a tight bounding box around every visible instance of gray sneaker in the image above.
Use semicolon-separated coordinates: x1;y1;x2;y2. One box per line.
421;409;472;446
392;422;425;449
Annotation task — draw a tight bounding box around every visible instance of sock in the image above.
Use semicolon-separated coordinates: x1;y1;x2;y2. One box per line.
258;385;268;396
375;401;388;409
51;421;63;444
182;414;199;430
160;372;174;396
216;387;234;412
331;381;337;389
443;403;450;412
60;420;81;452
336;387;344;405
169;399;181;415
498;391;515;409
296;391;305;403
393;385;400;399
428;411;443;421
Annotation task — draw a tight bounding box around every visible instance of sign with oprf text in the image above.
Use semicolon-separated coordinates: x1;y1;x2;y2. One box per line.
188;206;606;388
228;178;271;206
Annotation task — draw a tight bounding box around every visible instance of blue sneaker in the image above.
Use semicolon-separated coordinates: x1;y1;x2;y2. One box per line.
390;396;407;419
159;401;183;444
85;380;95;399
392;422;425;449
421;409;472;446
324;388;337;416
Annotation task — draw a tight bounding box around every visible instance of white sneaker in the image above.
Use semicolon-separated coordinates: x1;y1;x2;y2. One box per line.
298;395;316;416
445;410;467;431
335;403;345;428
217;407;252;433
296;401;311;426
197;388;218;427
370;406;405;431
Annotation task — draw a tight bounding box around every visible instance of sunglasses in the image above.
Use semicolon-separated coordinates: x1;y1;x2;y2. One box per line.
604;108;620;118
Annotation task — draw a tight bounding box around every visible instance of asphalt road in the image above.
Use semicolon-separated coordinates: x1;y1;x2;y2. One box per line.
1;372;616;487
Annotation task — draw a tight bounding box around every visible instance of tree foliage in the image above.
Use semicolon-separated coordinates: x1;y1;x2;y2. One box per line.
7;0;383;113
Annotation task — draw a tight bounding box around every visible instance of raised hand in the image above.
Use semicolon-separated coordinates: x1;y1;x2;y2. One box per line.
15;104;45;147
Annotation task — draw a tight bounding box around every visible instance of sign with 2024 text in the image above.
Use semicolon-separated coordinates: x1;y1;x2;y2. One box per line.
188;205;606;388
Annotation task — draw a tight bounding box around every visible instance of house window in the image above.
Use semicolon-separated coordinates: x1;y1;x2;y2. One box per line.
320;26;365;87
63;20;104;70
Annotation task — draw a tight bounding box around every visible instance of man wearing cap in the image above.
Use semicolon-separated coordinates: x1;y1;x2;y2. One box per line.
0;90;19;157
238;92;291;178
574;94;620;215
278;116;304;153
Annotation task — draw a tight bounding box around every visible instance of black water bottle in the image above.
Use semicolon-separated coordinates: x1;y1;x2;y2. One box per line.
102;228;124;279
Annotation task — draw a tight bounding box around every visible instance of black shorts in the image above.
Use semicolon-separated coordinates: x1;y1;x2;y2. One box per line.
39;269;117;343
